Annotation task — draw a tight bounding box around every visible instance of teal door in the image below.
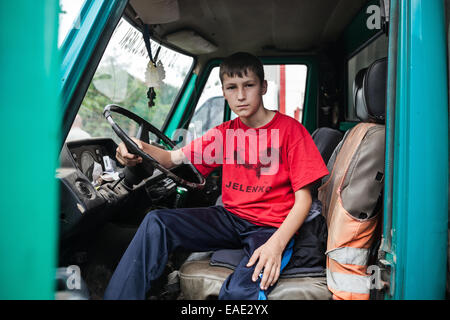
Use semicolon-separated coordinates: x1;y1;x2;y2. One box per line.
0;0;60;299
0;0;127;299
382;0;449;300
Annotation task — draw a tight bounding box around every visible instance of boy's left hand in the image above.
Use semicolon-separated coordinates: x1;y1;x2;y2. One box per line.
246;237;284;290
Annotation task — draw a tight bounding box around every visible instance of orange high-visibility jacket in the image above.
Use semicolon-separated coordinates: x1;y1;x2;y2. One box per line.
319;123;383;300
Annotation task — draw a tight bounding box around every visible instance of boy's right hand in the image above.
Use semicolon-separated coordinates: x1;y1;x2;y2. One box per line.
115;138;144;167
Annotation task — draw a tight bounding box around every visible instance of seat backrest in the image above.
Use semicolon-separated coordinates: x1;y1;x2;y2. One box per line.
321;58;387;219
311;127;344;197
311;127;344;168
318;57;387;300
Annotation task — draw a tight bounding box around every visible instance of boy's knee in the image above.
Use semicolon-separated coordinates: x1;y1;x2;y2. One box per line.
145;209;165;221
138;210;172;243
219;269;260;300
142;209;174;230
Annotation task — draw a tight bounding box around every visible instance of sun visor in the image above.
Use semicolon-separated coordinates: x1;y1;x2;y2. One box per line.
165;30;217;55
130;0;180;24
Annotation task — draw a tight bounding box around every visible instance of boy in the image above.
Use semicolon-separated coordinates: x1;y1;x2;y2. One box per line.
104;52;328;300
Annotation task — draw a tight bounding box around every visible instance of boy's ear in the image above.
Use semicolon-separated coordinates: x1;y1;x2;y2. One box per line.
261;80;268;95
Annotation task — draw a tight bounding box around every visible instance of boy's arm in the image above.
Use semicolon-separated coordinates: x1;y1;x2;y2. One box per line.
115;138;186;169
246;186;312;290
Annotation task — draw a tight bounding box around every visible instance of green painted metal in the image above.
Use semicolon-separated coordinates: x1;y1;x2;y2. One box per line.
183;60;221;129
164;73;198;139
338;121;358;132
341;0;381;56
168;59;223;135
0;0;60;299
389;0;448;299
299;59;319;134
380;0;399;297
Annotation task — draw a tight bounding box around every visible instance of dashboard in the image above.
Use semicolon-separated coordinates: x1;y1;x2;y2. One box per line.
69;141;117;183
57;137;178;240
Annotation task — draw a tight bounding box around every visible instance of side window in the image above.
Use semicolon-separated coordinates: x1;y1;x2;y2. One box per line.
230;64;308;122
190;67;224;137
189;64;308;137
347;34;388;121
67;18;194;143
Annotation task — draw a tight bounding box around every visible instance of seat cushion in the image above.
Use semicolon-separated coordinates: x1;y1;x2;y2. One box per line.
179;253;332;300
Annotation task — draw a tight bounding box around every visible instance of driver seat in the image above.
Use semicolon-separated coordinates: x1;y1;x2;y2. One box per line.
178;58;387;300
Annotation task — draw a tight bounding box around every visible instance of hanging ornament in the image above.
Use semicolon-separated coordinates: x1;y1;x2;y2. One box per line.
144;61;157;108
142;25;166;108
145;61;160;88
144;60;166;89
146;87;156;108
156;60;166;85
144;59;166;108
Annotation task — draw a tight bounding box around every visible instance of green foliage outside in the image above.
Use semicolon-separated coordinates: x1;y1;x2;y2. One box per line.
77;59;177;145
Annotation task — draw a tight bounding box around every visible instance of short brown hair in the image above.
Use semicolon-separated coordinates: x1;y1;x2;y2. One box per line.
219;52;265;84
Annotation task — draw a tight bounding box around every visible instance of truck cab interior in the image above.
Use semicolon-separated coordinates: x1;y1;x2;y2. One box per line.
56;0;407;300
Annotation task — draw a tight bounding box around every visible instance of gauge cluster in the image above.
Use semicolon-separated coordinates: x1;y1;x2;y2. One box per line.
58;138;121;237
69;142;118;183
58;137;182;239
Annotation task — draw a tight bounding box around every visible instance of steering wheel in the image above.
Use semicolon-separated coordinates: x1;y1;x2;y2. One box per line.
103;104;206;190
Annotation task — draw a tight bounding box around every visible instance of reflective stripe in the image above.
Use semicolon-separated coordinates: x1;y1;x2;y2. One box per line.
326;247;370;266
326;269;370;295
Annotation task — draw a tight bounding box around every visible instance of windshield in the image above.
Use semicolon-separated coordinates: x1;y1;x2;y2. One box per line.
59;0;86;47
67;18;194;144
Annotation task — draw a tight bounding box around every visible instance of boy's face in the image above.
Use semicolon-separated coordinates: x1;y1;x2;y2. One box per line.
221;69;267;119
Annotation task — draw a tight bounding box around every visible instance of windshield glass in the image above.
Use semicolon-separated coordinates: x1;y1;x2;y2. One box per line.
67;18;194;144
59;0;86;47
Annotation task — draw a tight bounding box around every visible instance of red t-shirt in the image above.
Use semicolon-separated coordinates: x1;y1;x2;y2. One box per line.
181;111;329;228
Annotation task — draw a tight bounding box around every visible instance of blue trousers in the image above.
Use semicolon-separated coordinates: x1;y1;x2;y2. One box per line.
103;206;284;300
